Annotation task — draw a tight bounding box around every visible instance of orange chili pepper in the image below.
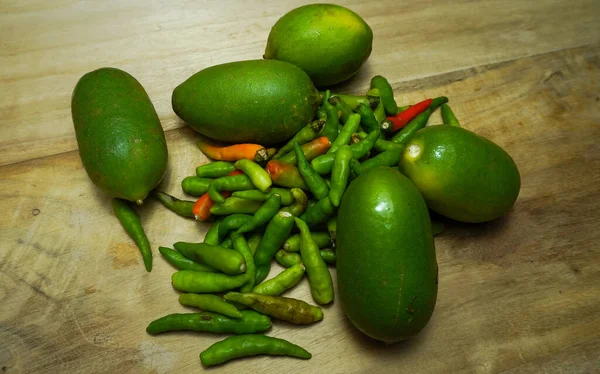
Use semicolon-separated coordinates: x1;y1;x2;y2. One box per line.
278;136;331;165
266;160;308;190
197;139;268;162
191;170;243;221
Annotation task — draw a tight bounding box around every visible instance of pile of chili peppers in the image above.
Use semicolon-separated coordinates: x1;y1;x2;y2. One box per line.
149;75;460;367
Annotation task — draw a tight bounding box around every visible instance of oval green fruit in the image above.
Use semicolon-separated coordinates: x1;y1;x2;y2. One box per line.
337;167;438;343
72;67;168;203
399;125;521;223
264;4;373;87
172;60;320;145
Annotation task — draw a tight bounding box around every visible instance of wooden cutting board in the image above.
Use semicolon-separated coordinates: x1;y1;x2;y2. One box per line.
1;1;599;373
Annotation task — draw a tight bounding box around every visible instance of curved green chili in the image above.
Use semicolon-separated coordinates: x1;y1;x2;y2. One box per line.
333;93;380;109
441;103;461;127
252;263;305;296
279;188;308;217
351;147;403;176
370;75;398;115
320;93;340;142
234;159;272;193
273;119;326;159
390;108;432;144
218;214;252;243
294;142;329;200
153;191;195;218
294;218;334;305
173;242;246;275
328;96;353;123
236;194;281;235
178;293;243;319
196;161;236;178
301;197;336;227
146;310;270;335
329;145;353;207
328;113;361;154
254;211;295;284
357;131;401;153
171;270;249;293
429;96;449;112
210;197;263;215
159;246;216;273
311;128;381;175
208;174;256;203
181;176;213;196
111;198;152;272
224;292;323;324
231;233;256;293
200;334;311;367
275;250;302;268
232;188;294;205
283;232;331;252
355;103;380;133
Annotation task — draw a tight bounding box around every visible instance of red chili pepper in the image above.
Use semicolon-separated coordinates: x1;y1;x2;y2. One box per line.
386;98;433;132
191;170;243;221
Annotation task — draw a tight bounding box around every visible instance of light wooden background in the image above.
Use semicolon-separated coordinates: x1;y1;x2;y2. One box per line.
1;1;599;373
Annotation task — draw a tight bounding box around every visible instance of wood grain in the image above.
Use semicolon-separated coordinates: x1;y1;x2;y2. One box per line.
1;1;600;373
1;0;599;166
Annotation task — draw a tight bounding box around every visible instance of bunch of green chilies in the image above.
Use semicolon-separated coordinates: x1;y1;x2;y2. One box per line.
146;75;458;367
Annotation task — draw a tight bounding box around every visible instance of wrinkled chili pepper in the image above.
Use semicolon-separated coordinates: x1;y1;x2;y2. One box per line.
153;191;195;218
112;198;152;272
224;292;323;324
197;138;268;163
294;142;329;200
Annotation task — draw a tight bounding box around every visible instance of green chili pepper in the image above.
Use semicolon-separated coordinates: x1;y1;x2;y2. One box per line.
231;233;256;293
320;92;340;142
224;292;323;324
441;103;461;127
351;147;403;176
208;174;256;203
196;161;236;178
431;220;445;236
429;96;449;112
390;109;432;144
254;211;295;284
273;119;326;159
200;334;311;367
355;103;381;133
146;310;270;335
111;198;152;272
173;242;246;275
236;194;281;235
328;113;361;154
279;188;308;217
275;250;302;267
311;128;381;175
247;232;262;257
217;214;252;243
327;216;337;243
252;263;305;296
203;220;221;246
316;106;327;120
328;96;353;123
220;236;233;249
357;131;401;153
283;232;331;252
178;293;243;319
171;270;249;293
159;246;216;273
153;191;195;218
301;197;336;227
370;75;398;115
332;93;380;109
320;249;336;265
294;142;330;200
294;218;334;305
232;188;294;205
210;197;263;215
373;102;387;124
181;176;213;196
234;159;272;193
329;145;353;207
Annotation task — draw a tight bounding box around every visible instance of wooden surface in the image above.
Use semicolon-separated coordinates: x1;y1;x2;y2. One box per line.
1;1;599;373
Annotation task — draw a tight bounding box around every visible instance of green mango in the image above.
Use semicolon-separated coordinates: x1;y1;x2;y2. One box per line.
172;60;320;145
399;125;521;223
72;67;168;204
337;167;438;343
